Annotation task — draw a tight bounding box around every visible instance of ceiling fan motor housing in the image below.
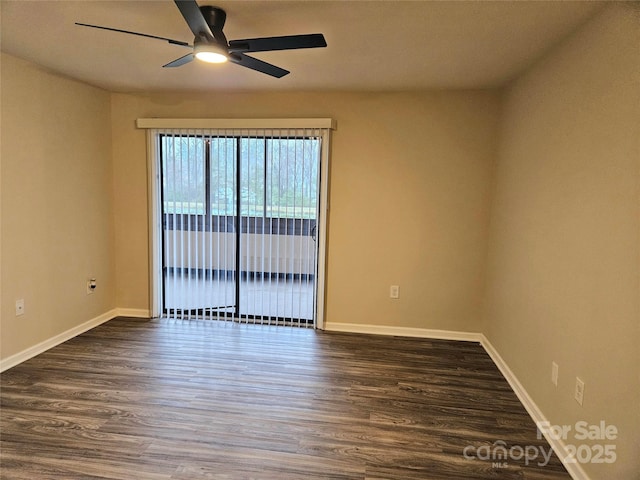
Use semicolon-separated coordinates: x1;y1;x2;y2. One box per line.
200;6;226;31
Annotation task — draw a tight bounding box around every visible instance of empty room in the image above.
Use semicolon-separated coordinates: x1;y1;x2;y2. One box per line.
1;1;638;479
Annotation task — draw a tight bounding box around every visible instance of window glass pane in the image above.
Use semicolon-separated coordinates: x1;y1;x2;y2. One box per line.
240;137;265;217
210;136;237;216
162;135;205;214
266;138;320;219
161;135;320;220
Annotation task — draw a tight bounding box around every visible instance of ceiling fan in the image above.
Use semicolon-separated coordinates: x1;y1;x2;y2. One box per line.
76;0;327;78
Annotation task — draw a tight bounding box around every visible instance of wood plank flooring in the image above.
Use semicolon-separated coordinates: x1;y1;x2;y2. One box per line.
0;318;571;479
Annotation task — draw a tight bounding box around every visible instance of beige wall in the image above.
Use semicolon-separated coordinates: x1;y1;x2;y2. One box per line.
483;4;639;478
0;53;115;359
3;4;638;477
111;90;500;331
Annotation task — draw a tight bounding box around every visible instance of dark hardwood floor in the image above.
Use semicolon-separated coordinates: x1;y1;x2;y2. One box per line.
1;317;570;479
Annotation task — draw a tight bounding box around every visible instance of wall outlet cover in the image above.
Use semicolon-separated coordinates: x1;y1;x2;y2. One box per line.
551;361;559;387
15;299;25;316
574;377;585;406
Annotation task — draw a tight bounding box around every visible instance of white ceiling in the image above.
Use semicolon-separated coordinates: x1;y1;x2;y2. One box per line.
1;0;605;93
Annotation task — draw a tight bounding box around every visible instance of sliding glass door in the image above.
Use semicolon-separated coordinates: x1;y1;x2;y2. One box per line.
159;130;322;327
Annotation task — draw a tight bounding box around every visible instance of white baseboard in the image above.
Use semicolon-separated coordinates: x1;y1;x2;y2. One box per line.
114;308;151;319
324;321;483;342
0;308;118;372
480;335;589;480
0;308;152;372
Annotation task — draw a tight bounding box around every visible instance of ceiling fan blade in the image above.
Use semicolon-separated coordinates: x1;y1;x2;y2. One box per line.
228;34;327;53
229;53;289;78
163;53;195;68
174;0;214;41
75;23;190;47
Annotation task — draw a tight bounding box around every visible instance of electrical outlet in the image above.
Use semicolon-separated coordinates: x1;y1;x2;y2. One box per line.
390;285;399;299
574;377;585;406
15;299;25;316
551;361;559;387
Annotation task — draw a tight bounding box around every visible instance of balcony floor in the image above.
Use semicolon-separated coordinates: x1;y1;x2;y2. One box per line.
164;272;315;322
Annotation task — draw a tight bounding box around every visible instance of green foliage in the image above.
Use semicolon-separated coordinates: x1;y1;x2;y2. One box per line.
162;135;320;219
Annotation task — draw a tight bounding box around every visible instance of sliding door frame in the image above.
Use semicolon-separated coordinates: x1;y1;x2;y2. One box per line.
141;118;334;329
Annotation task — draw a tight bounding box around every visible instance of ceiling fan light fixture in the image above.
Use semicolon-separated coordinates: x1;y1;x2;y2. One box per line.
76;0;327;77
194;43;228;63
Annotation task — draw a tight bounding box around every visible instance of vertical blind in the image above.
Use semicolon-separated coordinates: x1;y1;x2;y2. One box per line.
156;127;326;327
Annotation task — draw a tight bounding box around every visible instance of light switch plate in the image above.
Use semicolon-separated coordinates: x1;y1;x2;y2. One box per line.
15;299;25;316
